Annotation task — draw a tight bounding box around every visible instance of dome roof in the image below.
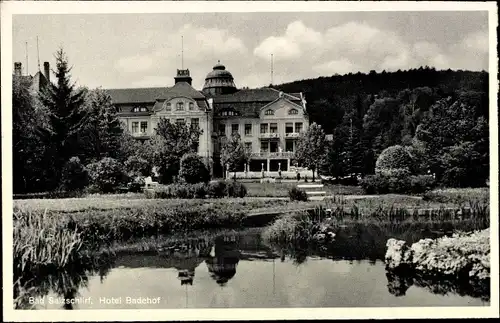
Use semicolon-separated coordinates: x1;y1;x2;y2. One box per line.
205;61;234;80
202;60;237;96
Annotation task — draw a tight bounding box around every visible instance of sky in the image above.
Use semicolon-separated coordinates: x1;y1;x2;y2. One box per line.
12;11;489;90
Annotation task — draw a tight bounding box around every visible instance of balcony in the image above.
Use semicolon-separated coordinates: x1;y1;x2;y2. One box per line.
259;132;280;139
131;132;151;138
285;132;301;138
250;151;295;159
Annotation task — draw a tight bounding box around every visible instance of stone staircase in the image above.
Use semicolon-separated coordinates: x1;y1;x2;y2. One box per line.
297;183;326;200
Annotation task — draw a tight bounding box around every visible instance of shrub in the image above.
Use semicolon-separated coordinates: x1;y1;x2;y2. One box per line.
376;145;413;175
360;174;390;194
87;157;127;193
60;157;89;191
288;187;308;201
208;180;227;198
409;175;436;194
179;153;210;184
124;156;151;178
225;181;247;198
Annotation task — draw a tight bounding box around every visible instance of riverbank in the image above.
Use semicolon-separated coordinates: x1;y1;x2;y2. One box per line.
385;228;490;281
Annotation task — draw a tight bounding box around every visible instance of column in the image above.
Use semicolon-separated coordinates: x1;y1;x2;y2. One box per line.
287;159;291;171
267;159;270;173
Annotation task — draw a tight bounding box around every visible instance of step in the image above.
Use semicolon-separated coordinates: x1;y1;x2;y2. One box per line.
305;191;326;195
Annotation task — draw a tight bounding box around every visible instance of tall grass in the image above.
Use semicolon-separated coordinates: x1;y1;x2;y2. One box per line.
13;209;84;276
264;201;490;246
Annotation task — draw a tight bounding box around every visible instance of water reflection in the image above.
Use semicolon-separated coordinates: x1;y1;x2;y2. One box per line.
16;223;490;309
14;251;115;309
386;269;490;301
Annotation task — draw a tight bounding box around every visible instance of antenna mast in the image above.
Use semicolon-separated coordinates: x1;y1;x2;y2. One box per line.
181;36;184;69
271;54;274;85
37;36;41;71
25;42;28;76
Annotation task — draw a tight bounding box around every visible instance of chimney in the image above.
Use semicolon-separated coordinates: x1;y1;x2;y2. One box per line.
14;62;22;76
43;62;50;82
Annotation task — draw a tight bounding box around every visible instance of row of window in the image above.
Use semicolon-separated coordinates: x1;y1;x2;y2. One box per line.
219;108;299;117
130;118;200;133
242;140;296;153
263;108;299;116
218;122;303;136
163;101;197;111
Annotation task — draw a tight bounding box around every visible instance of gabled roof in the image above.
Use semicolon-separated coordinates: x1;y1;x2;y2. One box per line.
212;87;304;118
213;88;301;103
107;82;206;105
107;87;173;104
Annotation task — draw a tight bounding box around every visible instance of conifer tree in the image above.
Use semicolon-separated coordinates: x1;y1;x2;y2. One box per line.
38;48;88;185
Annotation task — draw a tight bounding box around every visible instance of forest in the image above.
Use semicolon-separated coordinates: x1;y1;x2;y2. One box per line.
273;67;489;186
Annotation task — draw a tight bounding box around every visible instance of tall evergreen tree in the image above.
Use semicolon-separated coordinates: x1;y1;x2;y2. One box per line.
38;48;88;186
80;88;124;162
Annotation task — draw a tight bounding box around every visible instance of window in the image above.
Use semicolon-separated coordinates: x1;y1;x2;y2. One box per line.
219;123;226;136
285;122;294;134
189;102;195;110
295;122;303;133
270;141;278;153
176;102;184;111
265;109;274;115
131;122;139;133
140;121;148;133
244;142;252;152
165;102;172;111
132;106;148;112
231;124;239;135
286;140;294;152
289;109;298;115
191;118;199;130
270;123;278;133
244;124;252;136
176;118;185;126
260;123;268;134
261;142;269;152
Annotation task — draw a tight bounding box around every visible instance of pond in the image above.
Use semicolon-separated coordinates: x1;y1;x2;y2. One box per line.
17;224;490;309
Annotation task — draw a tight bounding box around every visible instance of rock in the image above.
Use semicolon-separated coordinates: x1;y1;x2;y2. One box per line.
385;238;413;270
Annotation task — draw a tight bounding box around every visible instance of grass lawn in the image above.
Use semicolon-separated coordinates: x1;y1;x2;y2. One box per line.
244;181;364;197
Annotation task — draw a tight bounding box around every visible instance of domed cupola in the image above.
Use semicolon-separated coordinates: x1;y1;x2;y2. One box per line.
202;60;237;96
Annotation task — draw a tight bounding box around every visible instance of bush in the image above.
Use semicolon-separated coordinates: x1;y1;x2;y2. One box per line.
410;175;436;194
360;174;387;194
124;156;151;178
179;153;210;184
225;181;247;198
376;145;413;175
87;157;127;193
60;157;89;191
288;187;308;201
361;172;437;195
208;180;227;198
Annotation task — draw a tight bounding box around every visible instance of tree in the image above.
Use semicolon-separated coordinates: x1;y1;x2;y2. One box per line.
12;76;52;192
413;91;489;187
38;48;88;187
220;133;249;180
295;122;327;182
80;88;123;162
151;118;202;183
179;153;210;184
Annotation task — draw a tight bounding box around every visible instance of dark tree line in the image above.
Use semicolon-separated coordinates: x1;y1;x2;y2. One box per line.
274;66;489;187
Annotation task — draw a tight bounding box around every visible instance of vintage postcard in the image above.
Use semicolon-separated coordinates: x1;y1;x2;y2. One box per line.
1;1;498;321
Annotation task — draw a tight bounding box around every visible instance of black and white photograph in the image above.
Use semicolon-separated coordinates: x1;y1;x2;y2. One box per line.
1;1;498;321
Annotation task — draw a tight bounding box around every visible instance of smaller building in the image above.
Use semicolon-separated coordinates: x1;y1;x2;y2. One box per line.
12;61;51;93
